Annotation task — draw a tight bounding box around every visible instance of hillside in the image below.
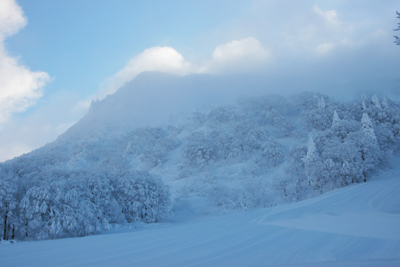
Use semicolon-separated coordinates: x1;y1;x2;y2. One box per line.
1;72;400;242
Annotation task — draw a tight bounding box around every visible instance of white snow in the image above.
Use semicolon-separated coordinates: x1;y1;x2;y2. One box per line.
1;166;399;267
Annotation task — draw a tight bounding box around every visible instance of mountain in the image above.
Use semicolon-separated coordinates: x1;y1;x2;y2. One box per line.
1;72;400;243
64;71;271;137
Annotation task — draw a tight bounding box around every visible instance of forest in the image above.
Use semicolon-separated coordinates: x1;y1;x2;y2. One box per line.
1;92;399;241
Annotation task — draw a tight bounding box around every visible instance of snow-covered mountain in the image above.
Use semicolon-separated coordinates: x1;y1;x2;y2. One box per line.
64;71;275;135
1;72;400;243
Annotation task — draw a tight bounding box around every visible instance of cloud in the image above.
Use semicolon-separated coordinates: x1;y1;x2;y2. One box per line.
0;0;26;39
99;47;193;98
205;37;269;73
101;37;269;98
0;0;50;124
81;37;269;109
312;5;339;26
0;90;82;162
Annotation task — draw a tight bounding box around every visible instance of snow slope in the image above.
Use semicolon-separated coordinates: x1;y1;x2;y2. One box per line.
1;166;399;267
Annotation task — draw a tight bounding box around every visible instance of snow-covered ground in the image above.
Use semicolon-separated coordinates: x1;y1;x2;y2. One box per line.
1;166;399;267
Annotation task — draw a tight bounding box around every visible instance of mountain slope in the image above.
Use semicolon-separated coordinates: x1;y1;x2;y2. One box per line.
1;164;400;267
63;71;276;137
1;72;400;242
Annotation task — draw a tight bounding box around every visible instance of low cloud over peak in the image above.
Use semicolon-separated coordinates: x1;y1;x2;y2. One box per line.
99;46;193;98
95;37;269;103
207;37;269;73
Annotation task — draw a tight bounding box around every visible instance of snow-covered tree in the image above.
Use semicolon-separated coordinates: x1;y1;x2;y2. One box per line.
300;94;336;131
371;95;382;109
0;170;19;241
112;171;170;223
361;113;377;141
361;94;367;111
19;178;108;240
318;97;326;109
304;137;323;189
357;125;381;182
260;136;284;167
332;111;340;128
306;137;317;161
394;11;400;45
183;132;216;167
381;97;389;109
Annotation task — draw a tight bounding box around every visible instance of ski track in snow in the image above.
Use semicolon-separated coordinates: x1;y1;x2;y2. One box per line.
1;172;400;267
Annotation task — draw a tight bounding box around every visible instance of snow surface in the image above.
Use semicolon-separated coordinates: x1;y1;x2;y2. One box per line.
1;165;399;267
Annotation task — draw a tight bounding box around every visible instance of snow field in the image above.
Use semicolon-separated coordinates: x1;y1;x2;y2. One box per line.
1;167;399;267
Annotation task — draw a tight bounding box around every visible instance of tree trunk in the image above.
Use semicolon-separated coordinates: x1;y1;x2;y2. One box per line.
3;203;8;240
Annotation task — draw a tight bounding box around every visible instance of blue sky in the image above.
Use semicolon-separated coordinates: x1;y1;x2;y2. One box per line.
0;0;399;161
6;0;250;98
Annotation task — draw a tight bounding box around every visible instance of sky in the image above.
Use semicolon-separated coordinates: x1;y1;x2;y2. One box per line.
0;0;399;162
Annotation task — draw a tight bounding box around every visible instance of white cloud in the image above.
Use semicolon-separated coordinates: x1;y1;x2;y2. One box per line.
315;43;335;54
102;37;269;97
99;46;193;99
313;5;339;26
205;37;269;73
0;0;26;39
0;90;82;162
82;37;269;110
0;0;50;124
315;39;353;55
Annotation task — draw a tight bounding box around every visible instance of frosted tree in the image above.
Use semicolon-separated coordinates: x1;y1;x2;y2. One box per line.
361;94;367;110
84;172;123;223
208;106;241;125
140;149;163;167
332;111;340;128
125;142;133;154
0;172;18;241
19;178;108;240
371;95;382;109
394;11;400;45
183;131;216;167
260;136;284;167
265;108;281;126
306;137;318;161
381;97;389;109
357;114;381;181
285;145;307;183
300;94;334;131
318;97;326;109
112;171;170;223
125;127;179;169
321;137;362;186
265;110;294;137
304;137;322;189
361;113;377;141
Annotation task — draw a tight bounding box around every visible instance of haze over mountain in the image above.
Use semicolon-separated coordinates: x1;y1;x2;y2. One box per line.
1;70;399;236
1;69;400;266
64;71;399;137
